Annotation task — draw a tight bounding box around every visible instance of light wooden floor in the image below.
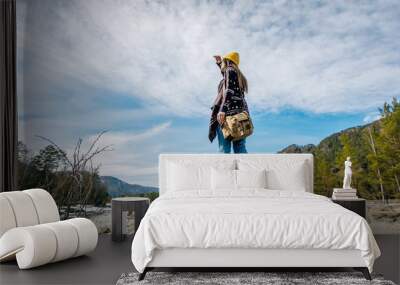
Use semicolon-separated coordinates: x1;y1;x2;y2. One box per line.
0;234;398;285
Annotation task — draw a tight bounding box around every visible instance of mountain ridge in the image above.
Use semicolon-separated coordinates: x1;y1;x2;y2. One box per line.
279;120;377;155
101;175;158;198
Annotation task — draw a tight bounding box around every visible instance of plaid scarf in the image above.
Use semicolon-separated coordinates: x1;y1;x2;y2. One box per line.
208;79;224;142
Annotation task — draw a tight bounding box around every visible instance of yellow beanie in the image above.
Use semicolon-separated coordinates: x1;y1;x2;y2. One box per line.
223;51;240;66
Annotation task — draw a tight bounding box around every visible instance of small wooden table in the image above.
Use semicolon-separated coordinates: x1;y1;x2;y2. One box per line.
331;198;366;218
112;197;150;242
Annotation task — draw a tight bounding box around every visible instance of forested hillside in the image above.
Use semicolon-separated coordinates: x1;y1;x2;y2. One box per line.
280;98;400;201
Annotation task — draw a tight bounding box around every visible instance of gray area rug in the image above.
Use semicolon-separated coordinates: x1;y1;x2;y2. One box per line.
116;272;396;285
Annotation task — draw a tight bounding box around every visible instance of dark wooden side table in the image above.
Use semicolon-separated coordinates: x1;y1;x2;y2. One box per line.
331;198;366;218
112;197;150;242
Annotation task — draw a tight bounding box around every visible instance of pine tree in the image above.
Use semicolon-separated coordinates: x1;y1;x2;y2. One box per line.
377;98;400;199
365;125;385;201
314;149;333;196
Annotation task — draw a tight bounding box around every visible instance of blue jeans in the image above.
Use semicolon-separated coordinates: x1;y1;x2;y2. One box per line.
216;125;247;154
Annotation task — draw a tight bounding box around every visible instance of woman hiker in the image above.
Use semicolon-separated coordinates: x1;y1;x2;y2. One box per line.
208;51;250;153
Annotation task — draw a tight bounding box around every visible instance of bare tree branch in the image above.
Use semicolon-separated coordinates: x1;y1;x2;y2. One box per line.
82;131;108;160
36;131;112;218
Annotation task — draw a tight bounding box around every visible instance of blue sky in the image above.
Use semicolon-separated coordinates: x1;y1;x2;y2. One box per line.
16;0;400;186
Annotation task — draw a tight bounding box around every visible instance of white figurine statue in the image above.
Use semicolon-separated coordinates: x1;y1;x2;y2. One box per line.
343;156;352;189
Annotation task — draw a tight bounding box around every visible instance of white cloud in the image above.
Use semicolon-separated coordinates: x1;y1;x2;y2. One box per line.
87;121;175;186
18;0;400;116
90;121;172;146
363;112;382;123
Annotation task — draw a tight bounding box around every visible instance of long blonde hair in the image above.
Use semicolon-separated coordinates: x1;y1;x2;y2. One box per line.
221;59;248;94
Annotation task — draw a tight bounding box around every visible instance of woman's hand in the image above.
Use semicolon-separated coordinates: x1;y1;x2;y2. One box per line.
217;112;226;125
213;55;222;64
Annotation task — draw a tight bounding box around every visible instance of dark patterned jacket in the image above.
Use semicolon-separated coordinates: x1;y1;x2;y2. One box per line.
208;66;249;142
219;66;248;115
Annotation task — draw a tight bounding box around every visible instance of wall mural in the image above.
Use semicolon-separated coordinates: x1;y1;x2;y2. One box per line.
16;0;400;234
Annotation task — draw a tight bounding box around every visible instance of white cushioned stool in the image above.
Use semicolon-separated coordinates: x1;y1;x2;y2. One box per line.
0;189;98;269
